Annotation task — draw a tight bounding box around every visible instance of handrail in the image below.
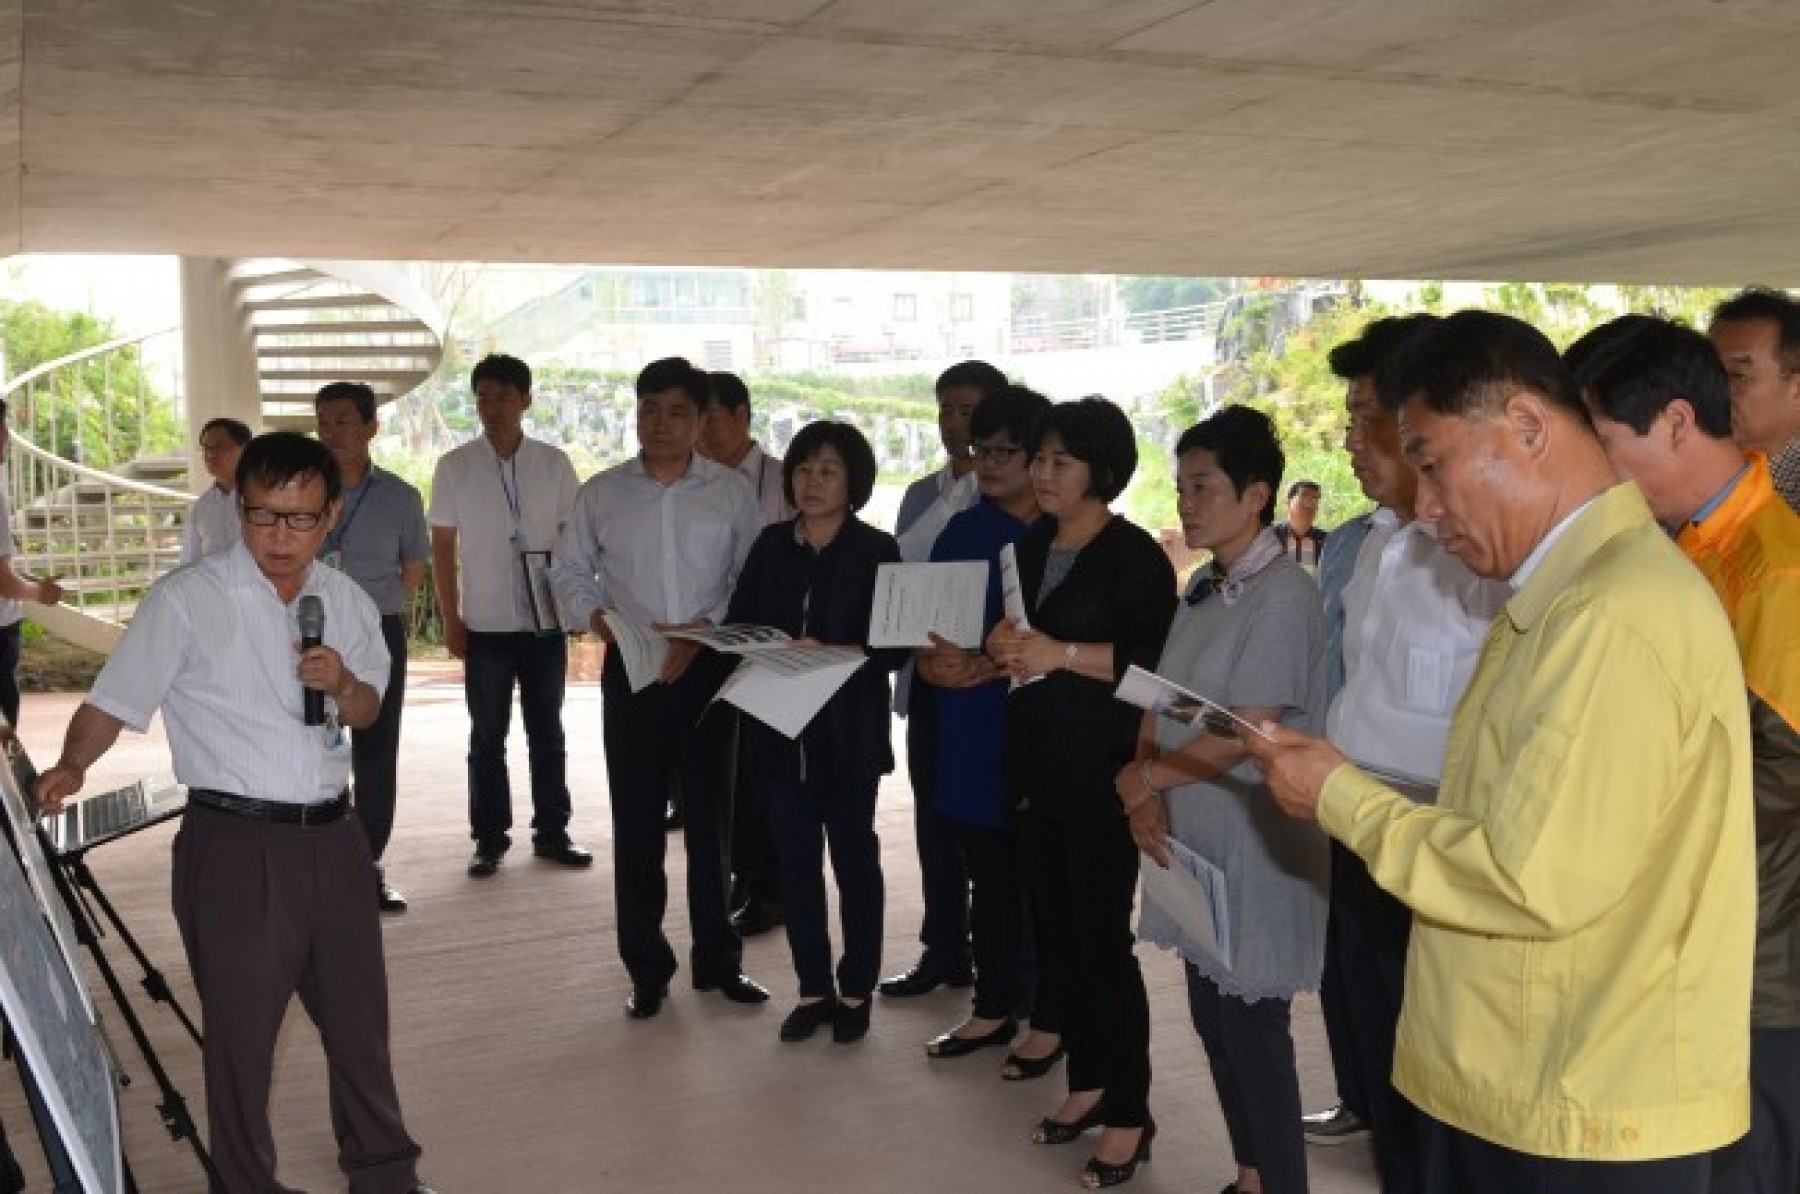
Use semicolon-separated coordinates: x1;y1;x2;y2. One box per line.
7;433;192;500
1;324;179;399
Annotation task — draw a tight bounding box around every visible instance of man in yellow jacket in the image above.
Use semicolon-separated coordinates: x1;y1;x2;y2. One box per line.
1249;310;1755;1194
1573;314;1800;1194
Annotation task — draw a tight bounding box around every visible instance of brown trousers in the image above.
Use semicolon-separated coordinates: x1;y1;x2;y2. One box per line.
172;804;420;1193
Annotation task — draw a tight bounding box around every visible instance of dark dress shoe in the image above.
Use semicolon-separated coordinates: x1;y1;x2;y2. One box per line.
625;984;669;1020
730;896;786;937
407;1185;439;1194
694;973;771;1004
925;1017;1017;1058
1032;1099;1108;1145
377;881;409;914
664;800;684;831
467;840;509;877
1079;1118;1155;1189
832;998;872;1043
778;998;838;1041
878;956;975;998
533;839;595;867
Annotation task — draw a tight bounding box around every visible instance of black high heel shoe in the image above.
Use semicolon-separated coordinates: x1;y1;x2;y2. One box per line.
1078;1118;1155;1189
1031;1099;1107;1145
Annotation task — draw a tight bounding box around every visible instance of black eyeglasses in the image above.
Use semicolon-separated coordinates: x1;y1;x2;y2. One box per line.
973;443;1026;464
242;506;329;531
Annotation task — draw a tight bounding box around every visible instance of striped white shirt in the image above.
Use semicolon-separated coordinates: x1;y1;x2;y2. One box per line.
87;541;389;804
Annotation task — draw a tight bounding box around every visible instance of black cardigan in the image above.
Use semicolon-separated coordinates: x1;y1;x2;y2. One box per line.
1004;515;1176;818
724;516;908;786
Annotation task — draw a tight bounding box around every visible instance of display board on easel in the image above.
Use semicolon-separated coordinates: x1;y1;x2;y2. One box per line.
0;725;121;1194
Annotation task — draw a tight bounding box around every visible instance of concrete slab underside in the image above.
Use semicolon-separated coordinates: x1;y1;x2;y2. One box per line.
8;1;1800;284
4;667;1379;1192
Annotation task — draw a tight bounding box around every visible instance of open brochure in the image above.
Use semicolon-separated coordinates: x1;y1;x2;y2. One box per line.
868;561;987;649
999;543;1030;629
663;623;794;653
1137;836;1234;971
715;646;867;738
600;612;669;693
1114;665;1275;743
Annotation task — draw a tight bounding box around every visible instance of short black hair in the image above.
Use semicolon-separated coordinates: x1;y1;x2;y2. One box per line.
636;357;711;409
470;353;532;394
970;384;1052;447
935;360;1008;401
314;381;377;423
200;416;253;447
1379;309;1588;428
1564;314;1668;393
1710;287;1800;373
782;420;879;512
1286;480;1321;501
1036;397;1138;502
236;431;342;504
1575;316;1734;440
1174;406;1286;525
1329;314;1441;382
706;371;751;414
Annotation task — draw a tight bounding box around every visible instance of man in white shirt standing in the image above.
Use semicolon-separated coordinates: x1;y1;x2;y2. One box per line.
429;354;590;877
881;360;1007;999
700;370;792;938
179;416;251;564
35;432;432;1194
553;356;768;1019
0;398;64;728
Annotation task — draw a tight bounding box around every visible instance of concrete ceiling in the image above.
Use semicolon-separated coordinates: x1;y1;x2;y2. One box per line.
2;1;1797;284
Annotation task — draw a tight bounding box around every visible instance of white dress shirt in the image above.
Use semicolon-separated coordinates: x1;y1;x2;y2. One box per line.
733;441;791;527
428;435;579;632
551;453;762;631
180;484;241;565
87;541;389;804
1326;509;1509;785
896;465;980;563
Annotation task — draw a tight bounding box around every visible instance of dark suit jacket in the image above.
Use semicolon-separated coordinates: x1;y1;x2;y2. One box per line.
725;516;908;787
1005;515;1176;819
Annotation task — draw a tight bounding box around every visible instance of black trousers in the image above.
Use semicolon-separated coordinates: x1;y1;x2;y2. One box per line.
1332;844;1419;1193
0;620;20;729
463;630;571;847
905;694;970;968
1318;838;1370;1122
1027;805;1152;1126
1419;1113;1711;1194
1713;1025;1800;1194
760;774;884;1000
351;615;408;862
600;650;741;990
953;815;1056;1026
728;711;781;903
172;805;420;1193
1187;969;1308;1194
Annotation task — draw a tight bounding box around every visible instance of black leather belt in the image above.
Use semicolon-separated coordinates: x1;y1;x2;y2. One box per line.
188;788;350;826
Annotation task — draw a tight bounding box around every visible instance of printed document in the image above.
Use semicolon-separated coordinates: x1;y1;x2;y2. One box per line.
1114;665;1275;742
868;561;988;649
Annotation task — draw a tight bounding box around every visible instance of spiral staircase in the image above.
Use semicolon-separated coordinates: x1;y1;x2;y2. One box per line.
4;258;446;653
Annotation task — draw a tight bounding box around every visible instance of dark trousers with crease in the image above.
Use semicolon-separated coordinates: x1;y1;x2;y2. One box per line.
351;614;407;861
905;693;970;968
173;805;420;1194
729;709;782;904
1026;804;1151;1127
463;630;571;847
760;773;884;999
1187;968;1308;1194
1712;1025;1800;1194
1420;1113;1709;1194
601;649;741;989
954;815;1057;1028
1319;838;1370;1123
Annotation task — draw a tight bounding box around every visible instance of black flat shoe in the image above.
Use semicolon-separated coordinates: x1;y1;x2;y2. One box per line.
377;881;409;914
1002;1044;1066;1081
1079;1119;1155;1189
694;973;771;1004
925;1018;1017;1058
625;984;668;1020
832;998;872;1043
778;999;838;1042
533;839;595;867
1032;1099;1108;1145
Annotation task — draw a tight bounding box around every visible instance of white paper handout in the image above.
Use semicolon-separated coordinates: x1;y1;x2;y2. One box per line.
868;561;988;649
999;543;1030;630
600;612;669;693
1137;835;1234;970
664;623;795;653
1114;665;1275;742
715;646;867;738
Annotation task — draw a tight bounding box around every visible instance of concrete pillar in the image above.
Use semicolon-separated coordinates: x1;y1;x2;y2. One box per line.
179;257;262;493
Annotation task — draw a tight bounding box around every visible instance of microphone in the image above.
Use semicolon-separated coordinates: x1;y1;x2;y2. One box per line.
298;595;326;726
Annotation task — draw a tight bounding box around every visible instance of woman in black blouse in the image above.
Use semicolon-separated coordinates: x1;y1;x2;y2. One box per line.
988;398;1177;1189
724;421;907;1045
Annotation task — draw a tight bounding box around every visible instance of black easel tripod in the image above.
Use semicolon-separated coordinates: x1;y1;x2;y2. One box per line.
38;834;221;1192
